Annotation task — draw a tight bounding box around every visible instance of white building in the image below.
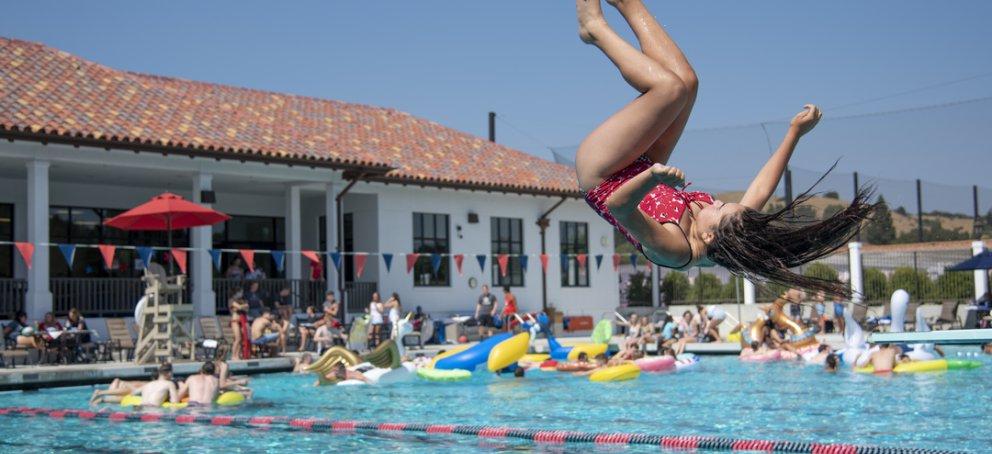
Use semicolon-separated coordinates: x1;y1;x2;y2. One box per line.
0;37;618;322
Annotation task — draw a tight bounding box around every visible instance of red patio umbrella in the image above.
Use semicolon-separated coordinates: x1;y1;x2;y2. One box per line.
104;192;230;273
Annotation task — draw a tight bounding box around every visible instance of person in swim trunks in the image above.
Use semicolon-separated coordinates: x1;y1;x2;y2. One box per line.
868;343;900;374
250;310;285;356
573;0;873;297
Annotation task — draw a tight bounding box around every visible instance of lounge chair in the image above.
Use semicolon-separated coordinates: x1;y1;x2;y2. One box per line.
904;302;919;331
196;317;227;360
104;318;135;362
1;339;32;367
929;300;961;330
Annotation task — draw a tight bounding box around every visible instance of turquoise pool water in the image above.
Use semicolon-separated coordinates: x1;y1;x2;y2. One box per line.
0;350;989;453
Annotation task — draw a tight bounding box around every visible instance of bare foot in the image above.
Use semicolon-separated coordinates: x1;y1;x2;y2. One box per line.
576;0;608;44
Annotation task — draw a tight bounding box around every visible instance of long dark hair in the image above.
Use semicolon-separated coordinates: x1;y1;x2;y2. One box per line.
707;176;875;298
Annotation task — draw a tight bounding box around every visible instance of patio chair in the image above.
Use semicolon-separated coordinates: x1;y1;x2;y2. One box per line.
1;338;32;367
904;302;920;331
196;317;227;360
929;300;961;330
105;318;135;362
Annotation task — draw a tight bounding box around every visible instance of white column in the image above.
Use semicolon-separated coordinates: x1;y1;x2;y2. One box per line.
25;160;51;320
190;173;215;316
848;242;864;305
324;183;339;294
650;263;660;307
973;240;989;299
743;278;756;305
285;185;302;281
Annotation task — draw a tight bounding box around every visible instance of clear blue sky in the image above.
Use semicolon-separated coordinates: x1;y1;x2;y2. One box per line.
3;1;991;201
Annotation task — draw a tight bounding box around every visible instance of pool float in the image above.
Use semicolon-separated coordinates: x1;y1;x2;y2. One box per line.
590;320;613;344
487;332;530;372
309;341;403;385
120;390;245;408
519;353;550;363
738;318;766;349
740;350;782;363
674;353;699;371
839;304;868;366
338;362;418;386
566;343;608;361
428;344;472;368
434;333;512;371
589;363;640;382
856;359;982;374
539;360;558;371
348;315;369;351
727;331;742;344
768;297;818;350
633;355;675;372
417;367;472;382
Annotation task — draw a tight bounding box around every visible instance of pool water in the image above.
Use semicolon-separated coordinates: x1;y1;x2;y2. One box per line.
0;349;989;453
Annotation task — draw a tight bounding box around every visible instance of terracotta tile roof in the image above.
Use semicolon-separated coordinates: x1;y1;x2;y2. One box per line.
0;37;580;196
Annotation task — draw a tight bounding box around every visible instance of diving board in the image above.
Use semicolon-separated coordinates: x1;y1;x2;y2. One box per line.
868;329;992;345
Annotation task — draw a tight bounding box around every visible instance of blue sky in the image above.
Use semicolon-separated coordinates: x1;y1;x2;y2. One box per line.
3;1;991;201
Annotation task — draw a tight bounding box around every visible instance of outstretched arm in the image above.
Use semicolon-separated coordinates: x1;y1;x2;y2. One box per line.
739;105;822;210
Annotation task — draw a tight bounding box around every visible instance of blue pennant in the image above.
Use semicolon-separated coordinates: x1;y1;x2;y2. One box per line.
475;254;487;272
560;253;570;272
136;247;154;269
209;250;223;271
431;254;443;274
382;253;393;272
518;255;529;273
629;253;639;268
329;252;342;270
271;251;285;272
594;254;604;270
58;244;76;267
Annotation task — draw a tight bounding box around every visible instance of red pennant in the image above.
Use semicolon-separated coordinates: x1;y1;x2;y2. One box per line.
170;249;188;274
497;254;509;277
301;250;320;264
576;253;588;268
98;244;117;270
354;253;368;278
540;254;549;273
405;253;420;274
240;249;255;273
612;253;621;271
453;254;464;276
14;242;34;270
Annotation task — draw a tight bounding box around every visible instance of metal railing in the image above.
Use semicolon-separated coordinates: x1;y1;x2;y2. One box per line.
344;281;378;317
51;278;145;317
0;279;27;315
213;278;327;314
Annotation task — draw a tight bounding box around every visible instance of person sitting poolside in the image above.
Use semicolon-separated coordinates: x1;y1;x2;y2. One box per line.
654;315;678;352
130;362;179;407
324;362;371;384
701;305;726;342
179;361;220;406
250;310;286;356
824;353;838;373
3;311;43;350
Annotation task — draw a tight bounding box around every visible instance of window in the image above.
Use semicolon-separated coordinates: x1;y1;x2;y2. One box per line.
560;221;589;287
413;213;449;287
212;215;284;278
49;206;189;278
491;217;524;287
0;203;12;278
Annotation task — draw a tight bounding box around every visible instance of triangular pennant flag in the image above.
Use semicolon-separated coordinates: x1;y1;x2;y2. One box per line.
629;253;639;269
329;252;342;270
405;253;420;274
519;255;529;273
136;247;154;269
453;254;464;276
540;254;549;273
594;254;604;270
612;253;621;271
98;244;117;270
58;244;76;267
240;249;255;273
171;248;188;274
354;253;368;278
209;249;223;271
576;253;588;269
497;254;509;277
271;250;286;273
560;253;569;272
382;253;394;273
431;254;443;275
475;254;487;272
301;250;320;265
14;242;34;270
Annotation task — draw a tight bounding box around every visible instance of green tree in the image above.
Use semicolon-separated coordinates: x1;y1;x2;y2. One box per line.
935;272;973;300
824;191;840;199
660;272;690;304
865;195;896;245
792;205;818;222
803;262;839;283
889;267;934;300
626;271;651;305
863;268;888;303
689;272;726;302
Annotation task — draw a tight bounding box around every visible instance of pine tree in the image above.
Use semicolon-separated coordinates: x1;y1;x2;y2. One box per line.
865;195;896;244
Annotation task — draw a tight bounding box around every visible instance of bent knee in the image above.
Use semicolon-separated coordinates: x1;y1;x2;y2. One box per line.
644;71;689;105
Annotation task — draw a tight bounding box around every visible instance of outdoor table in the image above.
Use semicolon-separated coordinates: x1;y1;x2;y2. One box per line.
41;330;96;364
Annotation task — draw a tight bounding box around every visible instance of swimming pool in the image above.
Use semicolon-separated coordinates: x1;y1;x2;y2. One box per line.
0;349;988;453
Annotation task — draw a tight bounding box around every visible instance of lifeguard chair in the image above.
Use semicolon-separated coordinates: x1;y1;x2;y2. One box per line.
133;268;195;364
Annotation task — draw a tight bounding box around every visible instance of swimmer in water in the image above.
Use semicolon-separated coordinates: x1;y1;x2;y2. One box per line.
824;353;838;373
868;343;900;374
573;0;873;296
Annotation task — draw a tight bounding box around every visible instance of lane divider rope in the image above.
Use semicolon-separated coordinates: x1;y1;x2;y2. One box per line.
0;407;961;454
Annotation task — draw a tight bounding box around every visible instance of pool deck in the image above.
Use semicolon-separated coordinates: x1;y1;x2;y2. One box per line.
0;333;847;391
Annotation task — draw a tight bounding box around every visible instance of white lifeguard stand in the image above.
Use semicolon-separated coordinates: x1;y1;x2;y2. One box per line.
133;267;195;364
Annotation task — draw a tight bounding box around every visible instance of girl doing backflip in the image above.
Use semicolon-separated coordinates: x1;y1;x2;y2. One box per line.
574;0;873;296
